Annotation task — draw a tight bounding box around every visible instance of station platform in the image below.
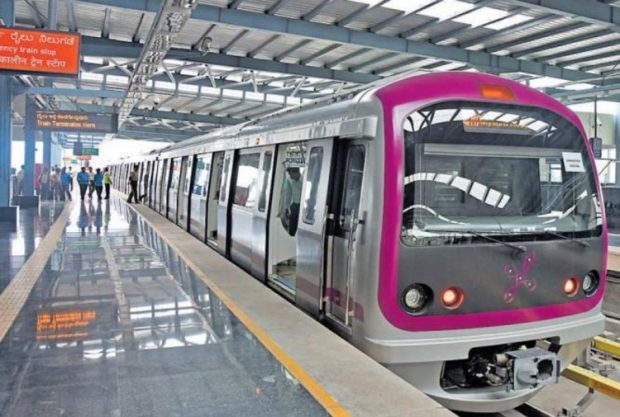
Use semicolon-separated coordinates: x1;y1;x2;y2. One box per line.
0;194;453;417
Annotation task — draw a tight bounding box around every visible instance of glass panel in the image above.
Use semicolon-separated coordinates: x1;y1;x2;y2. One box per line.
302;147;324;225
233;153;260;208
340;146;365;231
278;143;306;237
192;154;212;197
219;154;231;203
184;157;193;194
401;101;602;247
258;151;273;213
170;158;182;190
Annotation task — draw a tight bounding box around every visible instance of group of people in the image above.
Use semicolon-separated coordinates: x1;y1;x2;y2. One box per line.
37;165;113;202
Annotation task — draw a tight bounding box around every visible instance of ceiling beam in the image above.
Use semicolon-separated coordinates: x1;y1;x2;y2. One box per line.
510;0;620;34
80;37;377;84
76;1;599;81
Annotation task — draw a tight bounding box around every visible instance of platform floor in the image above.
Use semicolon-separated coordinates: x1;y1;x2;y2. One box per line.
0;195;452;417
0;202;64;294
0;198;325;417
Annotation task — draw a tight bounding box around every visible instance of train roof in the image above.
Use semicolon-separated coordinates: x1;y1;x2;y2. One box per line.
145;71;581;160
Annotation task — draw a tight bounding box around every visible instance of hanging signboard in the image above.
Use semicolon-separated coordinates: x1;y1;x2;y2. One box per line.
0;27;81;77
31;111;118;133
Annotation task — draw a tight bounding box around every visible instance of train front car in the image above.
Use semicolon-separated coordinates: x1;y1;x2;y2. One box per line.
366;72;606;412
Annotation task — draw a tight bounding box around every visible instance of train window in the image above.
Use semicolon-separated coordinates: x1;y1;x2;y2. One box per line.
170;158;182;190
302;147;324;224
277;143;306;236
219;154;231;203
339;146;365;231
193;154;211;197
258;151;273;213
401;101;602;247
233;153;260;208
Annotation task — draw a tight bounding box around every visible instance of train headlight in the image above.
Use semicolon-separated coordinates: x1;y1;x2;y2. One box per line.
441;287;464;310
563;277;580;297
402;284;431;313
582;271;600;296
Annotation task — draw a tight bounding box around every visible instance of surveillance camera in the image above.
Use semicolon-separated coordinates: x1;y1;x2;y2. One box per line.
153;97;161;106
198;37;212;54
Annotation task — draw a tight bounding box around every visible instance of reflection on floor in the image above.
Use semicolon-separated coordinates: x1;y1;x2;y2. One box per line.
0;197;325;417
0;201;64;294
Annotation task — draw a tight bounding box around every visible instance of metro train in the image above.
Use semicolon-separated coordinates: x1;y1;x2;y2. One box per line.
111;71;606;412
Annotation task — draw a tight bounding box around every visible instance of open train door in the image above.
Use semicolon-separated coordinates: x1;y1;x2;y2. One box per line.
295;139;334;317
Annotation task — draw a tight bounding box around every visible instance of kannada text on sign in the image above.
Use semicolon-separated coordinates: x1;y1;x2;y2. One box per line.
0;28;80;76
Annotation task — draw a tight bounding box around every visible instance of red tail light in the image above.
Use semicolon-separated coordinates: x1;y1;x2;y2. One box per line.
563;277;580;297
441;287;464;309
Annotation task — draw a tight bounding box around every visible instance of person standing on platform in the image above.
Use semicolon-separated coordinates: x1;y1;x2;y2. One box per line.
68;166;74;192
16;165;25;196
60;168;73;201
39;167;50;200
87;166;95;198
103;167;112;199
127;165;140;203
77;167;90;201
94;168;104;200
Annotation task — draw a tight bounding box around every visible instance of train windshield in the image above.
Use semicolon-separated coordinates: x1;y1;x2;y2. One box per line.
401;101;602;247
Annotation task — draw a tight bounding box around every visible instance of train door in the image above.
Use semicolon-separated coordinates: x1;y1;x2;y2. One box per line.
267;142;307;297
177;156;193;229
146;161;154;206
230;150;261;271
152;160;161;210
294;140;334;316
250;148;274;279
158;159;170;215
326;143;366;327
210;151;232;254
168;157;183;222
190;153;212;240
206;152;224;247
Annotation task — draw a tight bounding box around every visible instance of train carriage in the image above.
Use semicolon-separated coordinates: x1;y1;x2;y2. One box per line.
113;71;606;412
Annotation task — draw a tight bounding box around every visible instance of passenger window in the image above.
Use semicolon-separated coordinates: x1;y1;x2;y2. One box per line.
277;143;306;236
193;154;212;198
233;153;260;208
220;155;231;203
302;147;324;224
258;151;273;213
340;146;365;231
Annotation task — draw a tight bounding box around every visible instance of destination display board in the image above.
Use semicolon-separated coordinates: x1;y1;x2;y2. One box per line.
0;28;81;77
32;111;118;133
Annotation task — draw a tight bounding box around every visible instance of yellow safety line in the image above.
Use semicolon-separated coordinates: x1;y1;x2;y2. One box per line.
593;336;620;358
122;198;351;417
0;201;74;343
563;364;620;401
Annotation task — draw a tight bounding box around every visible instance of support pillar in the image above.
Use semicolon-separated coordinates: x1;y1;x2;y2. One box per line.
43;132;52;171
15;97;40;207
23;97;37;195
615;104;620;186
0;0;15;221
42;0;58;172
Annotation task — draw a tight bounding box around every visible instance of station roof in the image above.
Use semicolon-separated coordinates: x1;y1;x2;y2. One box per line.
11;0;620;147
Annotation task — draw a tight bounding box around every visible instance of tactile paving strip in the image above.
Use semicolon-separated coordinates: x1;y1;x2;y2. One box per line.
0;202;74;343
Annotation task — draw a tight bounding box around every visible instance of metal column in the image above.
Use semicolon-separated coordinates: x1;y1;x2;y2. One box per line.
42;0;59;172
615;104;620;185
0;0;15;213
23;96;37;196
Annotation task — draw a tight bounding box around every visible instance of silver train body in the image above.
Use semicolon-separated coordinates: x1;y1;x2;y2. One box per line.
112;72;607;412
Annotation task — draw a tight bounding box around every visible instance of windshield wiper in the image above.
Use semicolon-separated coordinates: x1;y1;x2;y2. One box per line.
439;230;527;254
542;230;590;247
